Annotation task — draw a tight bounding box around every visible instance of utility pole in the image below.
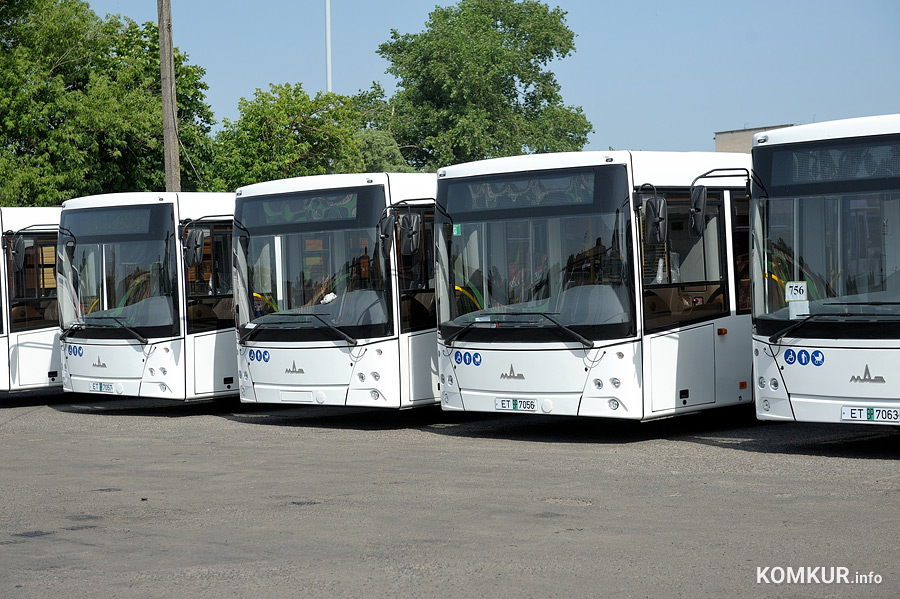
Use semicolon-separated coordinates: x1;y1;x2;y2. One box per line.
325;0;332;92
158;0;181;191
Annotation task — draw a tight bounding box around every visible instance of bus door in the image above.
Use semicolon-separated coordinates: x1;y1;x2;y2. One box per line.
396;206;438;403
185;221;235;395
6;232;61;387
640;191;730;412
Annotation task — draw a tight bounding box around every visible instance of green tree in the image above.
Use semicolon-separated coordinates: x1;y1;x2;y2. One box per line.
377;0;593;170
209;83;365;191
0;0;215;206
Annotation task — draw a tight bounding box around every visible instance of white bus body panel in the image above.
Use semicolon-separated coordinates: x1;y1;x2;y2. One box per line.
240;337;429;409
646;315;751;413
189;329;238;396
440;340;645;419
10;328;62;389
755;338;900;423
63;339;193;399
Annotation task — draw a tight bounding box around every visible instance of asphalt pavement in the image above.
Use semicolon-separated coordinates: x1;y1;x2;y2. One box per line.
1;390;898;598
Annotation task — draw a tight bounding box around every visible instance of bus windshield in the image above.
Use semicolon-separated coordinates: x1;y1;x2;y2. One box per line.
57;204;179;340
752;136;900;338
436;166;636;343
234;185;393;342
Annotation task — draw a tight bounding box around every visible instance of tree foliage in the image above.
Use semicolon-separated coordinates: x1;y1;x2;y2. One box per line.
209;83;366;191
0;0;214;206
377;0;593;170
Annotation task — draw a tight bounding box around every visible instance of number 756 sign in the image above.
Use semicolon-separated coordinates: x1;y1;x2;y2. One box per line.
785;280;807;302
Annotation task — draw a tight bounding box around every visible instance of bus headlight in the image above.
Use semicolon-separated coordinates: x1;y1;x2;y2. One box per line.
593;378;603;390
358;373;366;382
769;378;779;391
370;390;380;400
608;399;620;410
758;377;767;389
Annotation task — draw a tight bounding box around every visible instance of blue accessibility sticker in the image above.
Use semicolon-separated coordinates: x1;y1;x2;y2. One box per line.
784;349;796;365
784;348;825;367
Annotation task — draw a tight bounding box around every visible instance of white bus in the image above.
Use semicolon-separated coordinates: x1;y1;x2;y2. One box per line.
752;114;900;425
57;192;237;400
436;151;752;420
234;173;439;409
1;207;62;392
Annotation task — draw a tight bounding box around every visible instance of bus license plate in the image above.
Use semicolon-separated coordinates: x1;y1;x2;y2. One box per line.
496;398;537;412
841;406;900;423
89;382;114;393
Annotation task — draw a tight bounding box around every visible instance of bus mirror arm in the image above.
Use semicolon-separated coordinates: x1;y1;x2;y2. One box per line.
378;212;396;260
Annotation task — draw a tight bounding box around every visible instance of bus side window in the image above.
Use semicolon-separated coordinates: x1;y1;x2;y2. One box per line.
642;194;728;331
8;234;58;332
399;208;436;333
731;194;751;314
187;223;234;333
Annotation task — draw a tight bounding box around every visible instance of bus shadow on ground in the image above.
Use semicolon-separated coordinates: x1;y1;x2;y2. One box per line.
682;420;900;460
14;390;899;457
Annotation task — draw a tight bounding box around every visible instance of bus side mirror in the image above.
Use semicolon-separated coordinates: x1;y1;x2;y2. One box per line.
689;185;708;237
399;212;420;256
11;236;26;272
65;240;76;262
644;197;668;245
185;228;205;267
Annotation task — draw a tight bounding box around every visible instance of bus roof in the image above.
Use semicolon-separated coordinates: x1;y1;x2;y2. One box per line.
438;151;750;189
0;206;61;234
236;173;436;206
60;192;234;221
753;114;900;148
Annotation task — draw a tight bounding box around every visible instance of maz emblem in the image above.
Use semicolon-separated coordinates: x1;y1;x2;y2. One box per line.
92;357;107;369
500;365;525;380
849;365;885;384
285;361;305;375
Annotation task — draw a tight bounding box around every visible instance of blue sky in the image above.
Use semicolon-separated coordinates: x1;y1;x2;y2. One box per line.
87;0;899;152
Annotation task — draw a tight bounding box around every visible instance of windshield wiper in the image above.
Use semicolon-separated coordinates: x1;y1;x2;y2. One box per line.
443;312;593;348
60;322;85;342
767;313;847;345
502;311;593;348
240;314;357;346
442;321;476;347
306;313;358;346
66;317;148;344
532;312;594;348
